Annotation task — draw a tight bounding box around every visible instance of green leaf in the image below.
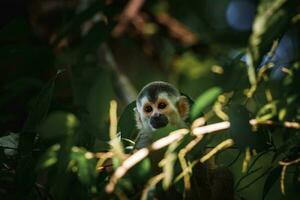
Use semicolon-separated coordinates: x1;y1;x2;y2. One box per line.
118;101;138;141
191;87;222;120
37;144;61;169
256;101;278;122
18;71;63;150
162;152;177;189
0;132;19;156
162;139;182;190
129;158;151;184
228;105;269;151
69;147;97;185
262;166;282;200
16;72;60;196
151;125;179;142
21;71;61;134
248;0;296;75
38;111;79;140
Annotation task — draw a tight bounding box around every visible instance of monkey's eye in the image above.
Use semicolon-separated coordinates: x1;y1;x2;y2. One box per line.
158;102;167;109
144;105;153;113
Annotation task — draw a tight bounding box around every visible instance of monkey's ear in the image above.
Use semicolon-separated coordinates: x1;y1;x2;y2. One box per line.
177;96;190;120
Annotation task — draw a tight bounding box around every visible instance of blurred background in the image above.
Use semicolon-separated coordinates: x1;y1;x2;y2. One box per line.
0;0;299;199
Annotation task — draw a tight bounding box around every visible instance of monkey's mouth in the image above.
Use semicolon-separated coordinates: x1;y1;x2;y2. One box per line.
150;115;168;129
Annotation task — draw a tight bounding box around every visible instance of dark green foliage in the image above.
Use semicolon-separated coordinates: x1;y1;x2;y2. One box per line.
228;105;270;151
262;166;282;199
118;101;137;142
0;0;299;200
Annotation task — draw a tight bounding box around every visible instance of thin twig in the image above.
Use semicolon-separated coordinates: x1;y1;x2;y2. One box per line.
105;117;299;193
109;101;126;161
279;157;300;166
278;156;300;195
280;165;287;195
141;173;165;200
105;129;189;193
200;139;234;163
156;13;199;46
242;147;251;173
250;119;300;129
178;135;204;191
175;138;234;183
101;44;137;104
192;121;230;136
112;0;145;37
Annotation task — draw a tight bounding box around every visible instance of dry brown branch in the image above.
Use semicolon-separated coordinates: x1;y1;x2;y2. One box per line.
191;117;206;130
250;119;300;129
175;138;234;183
280;165;287;195
101;44;137;104
200;139;234;163
279;157;300;166
141;173;165;200
279;156;300;194
105;129;189;193
94;152;114;159
115;188;129;200
242;147;251;173
192;121;230;136
109;100;126;160
112;0;145;37
178;135;204;191
105;117;299;193
95;152;114;171
156;13;199;46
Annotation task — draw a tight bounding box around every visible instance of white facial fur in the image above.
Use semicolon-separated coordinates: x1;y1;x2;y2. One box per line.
135;92;182;131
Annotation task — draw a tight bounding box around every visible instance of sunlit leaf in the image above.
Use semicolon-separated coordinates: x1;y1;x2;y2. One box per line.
38;111;79;140
256;101;278;122
174;52;212;79
37;144;61;169
69;147;97;185
191;87;222;120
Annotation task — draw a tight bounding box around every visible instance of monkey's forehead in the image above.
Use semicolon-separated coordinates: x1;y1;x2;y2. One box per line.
137;81;180;104
138;92;177;107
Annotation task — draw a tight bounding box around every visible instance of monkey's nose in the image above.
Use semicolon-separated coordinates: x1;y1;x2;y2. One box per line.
150;114;168;129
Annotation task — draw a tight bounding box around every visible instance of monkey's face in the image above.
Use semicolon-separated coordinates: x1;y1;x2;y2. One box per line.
142;96;169;129
136;92;189;131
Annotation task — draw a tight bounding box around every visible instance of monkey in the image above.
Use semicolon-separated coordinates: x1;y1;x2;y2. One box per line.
131;81;234;200
133;81;191;149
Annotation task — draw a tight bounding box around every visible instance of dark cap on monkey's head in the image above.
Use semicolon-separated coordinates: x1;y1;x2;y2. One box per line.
137;81;180;104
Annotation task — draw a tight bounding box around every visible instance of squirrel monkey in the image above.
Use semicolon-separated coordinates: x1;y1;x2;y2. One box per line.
132;82;234;199
134;81;191;149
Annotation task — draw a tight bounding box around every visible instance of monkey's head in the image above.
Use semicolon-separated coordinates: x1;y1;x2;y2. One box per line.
134;81;190;132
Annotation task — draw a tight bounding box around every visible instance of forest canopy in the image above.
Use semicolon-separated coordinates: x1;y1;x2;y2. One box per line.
0;0;299;199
